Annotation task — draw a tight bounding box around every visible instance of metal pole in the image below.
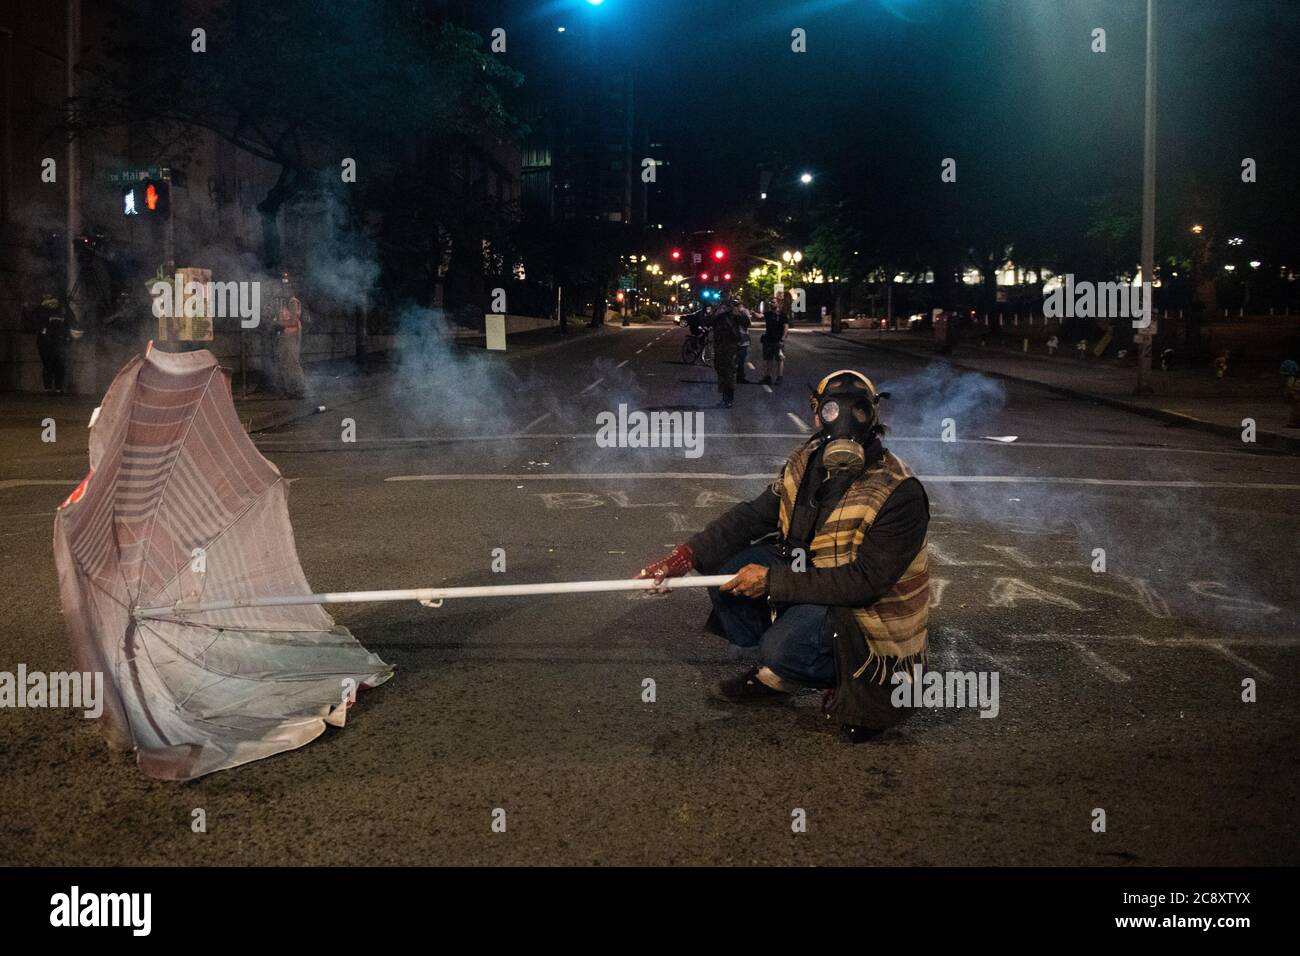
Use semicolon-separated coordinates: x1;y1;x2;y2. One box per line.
1136;0;1157;395
65;0;80;324
134;574;736;620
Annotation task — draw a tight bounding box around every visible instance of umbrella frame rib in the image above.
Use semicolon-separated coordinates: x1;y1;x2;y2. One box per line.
132;575;736;620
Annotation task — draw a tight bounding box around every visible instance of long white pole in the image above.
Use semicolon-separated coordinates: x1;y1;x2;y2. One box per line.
65;0;80;325
1136;0;1157;395
133;575;736;621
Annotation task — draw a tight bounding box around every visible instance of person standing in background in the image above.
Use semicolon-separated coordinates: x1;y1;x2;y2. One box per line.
265;271;307;398
36;295;73;394
711;296;748;408
760;297;789;386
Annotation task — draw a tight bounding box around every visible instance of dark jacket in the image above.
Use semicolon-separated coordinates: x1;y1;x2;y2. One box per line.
687;440;930;728
711;304;749;348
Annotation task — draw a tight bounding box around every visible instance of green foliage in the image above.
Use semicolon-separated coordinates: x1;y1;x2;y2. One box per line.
71;0;525;275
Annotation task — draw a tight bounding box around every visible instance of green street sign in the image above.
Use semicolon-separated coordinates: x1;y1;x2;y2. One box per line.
108;166;165;184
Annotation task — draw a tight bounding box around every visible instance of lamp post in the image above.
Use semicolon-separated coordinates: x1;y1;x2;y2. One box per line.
1135;0;1157;395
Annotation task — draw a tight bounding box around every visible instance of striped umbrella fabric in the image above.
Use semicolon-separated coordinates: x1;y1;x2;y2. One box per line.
53;347;392;780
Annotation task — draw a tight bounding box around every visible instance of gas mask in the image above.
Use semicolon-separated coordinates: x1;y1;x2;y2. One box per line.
811;370;887;474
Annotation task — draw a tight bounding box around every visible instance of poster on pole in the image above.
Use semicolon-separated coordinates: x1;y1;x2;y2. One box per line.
156;268;214;342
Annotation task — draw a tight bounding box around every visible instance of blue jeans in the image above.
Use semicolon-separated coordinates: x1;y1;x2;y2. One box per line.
708;544;835;688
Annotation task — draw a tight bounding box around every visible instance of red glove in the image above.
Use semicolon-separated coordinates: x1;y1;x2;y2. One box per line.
636;544;695;583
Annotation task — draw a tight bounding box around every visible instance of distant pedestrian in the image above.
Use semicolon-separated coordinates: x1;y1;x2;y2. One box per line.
760;299;788;385
734;302;753;383
36;295;72;394
711;297;748;408
265;271;307;398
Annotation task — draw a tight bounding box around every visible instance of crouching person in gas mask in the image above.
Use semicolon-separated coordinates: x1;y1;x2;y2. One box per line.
636;370;930;742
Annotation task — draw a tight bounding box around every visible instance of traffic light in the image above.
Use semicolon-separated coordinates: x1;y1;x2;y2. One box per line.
122;179;169;217
712;248;726;261
671;249;682;261
723;272;732;281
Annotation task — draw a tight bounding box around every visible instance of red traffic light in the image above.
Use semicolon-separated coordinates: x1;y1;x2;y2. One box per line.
671;249;681;260
723;272;732;281
712;248;725;261
700;272;709;280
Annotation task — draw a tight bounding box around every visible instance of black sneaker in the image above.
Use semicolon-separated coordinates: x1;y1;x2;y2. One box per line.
821;691;884;743
841;724;884;744
710;666;786;704
760;375;772;386
774;376;783;385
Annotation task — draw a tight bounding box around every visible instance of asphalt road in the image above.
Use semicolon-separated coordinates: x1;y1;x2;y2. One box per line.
2;324;1298;865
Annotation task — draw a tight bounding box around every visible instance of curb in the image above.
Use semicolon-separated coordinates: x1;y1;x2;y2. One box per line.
840;334;1300;455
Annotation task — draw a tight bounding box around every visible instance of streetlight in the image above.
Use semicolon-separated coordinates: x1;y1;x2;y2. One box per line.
1191;224;1204;235
799;172;813;184
1134;0;1157;395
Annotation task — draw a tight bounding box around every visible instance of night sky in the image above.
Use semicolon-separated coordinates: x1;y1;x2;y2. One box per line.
505;0;1300;233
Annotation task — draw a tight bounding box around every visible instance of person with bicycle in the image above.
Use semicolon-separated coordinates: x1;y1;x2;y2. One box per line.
680;303;714;366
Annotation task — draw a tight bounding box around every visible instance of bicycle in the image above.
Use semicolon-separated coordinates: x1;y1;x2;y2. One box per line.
681;326;713;366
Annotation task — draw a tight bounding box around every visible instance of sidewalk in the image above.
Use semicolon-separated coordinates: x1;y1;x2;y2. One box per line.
842;329;1300;453
0;323;610;460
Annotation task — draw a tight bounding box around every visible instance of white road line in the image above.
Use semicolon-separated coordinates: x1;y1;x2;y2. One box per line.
1004;632;1293;683
1009;634;1131;684
1180;639;1275;681
521;411;554;433
387;472;778;481
381;472;1300;490
616;360;629;368
887;438;1264;458
580;378;604;395
762;384;773;394
786;412;811;432
920;476;1300;490
942;626;1021;675
249;433;1279;458
1070;642;1132;684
